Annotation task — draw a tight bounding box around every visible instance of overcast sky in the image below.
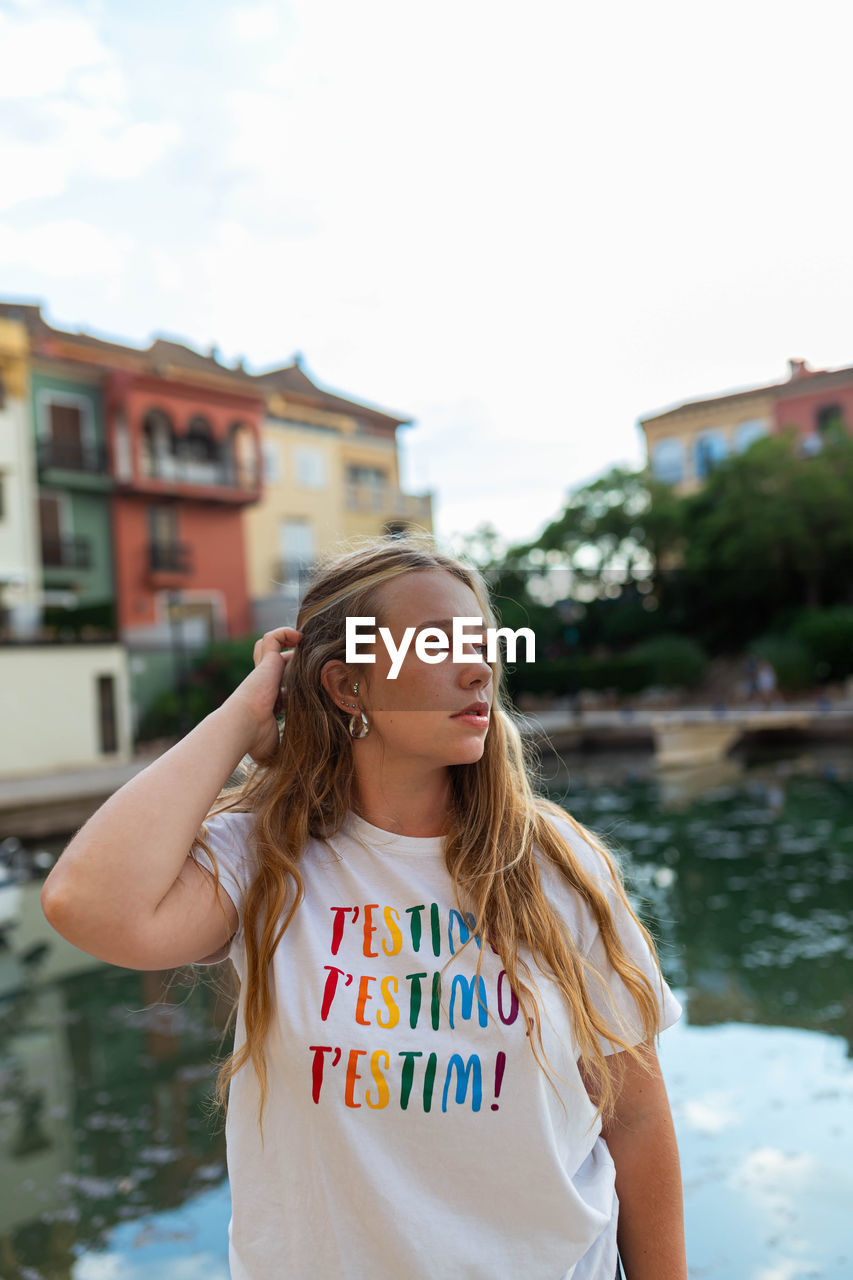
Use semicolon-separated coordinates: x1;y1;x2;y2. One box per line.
2;0;853;545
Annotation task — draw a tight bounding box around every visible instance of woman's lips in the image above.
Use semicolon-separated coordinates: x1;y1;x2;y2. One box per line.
451;705;490;727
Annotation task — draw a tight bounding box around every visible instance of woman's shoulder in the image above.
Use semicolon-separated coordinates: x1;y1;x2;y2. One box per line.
201;808;256;844
530;800;629;944
194;809;258;887
533;798;617;885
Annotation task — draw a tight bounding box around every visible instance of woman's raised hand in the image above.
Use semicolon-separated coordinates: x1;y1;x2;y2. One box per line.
227;626;303;762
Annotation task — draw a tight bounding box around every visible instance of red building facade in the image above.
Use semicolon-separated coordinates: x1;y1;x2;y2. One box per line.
105;364;264;647
773;360;853;452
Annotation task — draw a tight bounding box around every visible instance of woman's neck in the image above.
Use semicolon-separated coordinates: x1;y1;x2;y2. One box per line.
352;765;451;838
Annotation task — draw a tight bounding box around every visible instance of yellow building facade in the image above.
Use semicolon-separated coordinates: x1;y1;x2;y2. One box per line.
244;366;432;618
640;384;776;494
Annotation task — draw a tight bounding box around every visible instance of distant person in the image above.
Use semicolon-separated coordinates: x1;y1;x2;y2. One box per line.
41;537;686;1280
756;659;778;706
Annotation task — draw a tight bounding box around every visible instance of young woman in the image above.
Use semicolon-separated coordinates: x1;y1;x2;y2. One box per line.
42;537;687;1280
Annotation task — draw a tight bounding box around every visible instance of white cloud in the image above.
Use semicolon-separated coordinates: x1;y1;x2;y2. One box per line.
680;1091;739;1135
729;1146;817;1227
0;3;179;210
72;1254;124;1280
0;219;133;279
752;1261;819;1280
0;6;112;100
73;1251;228;1280
227;3;281;42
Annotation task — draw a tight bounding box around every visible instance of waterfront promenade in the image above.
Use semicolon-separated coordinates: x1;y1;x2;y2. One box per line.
2;697;852;839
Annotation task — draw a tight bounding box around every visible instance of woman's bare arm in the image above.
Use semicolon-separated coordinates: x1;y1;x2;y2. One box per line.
584;1042;687;1280
40;627;300;967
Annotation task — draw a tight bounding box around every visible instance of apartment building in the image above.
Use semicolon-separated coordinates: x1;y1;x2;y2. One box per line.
640;358;853;492
246;359;432;628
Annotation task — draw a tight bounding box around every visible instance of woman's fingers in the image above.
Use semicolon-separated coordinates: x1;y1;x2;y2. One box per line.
253;627;303;668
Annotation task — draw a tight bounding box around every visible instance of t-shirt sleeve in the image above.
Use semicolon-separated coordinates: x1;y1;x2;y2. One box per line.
189;810;257;965
541;813;682;1055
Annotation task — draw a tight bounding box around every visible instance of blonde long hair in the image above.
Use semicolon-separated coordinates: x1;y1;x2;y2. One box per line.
193;535;665;1140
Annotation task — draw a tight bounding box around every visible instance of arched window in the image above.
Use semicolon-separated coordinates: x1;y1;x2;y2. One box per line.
141;409;177;479
693;431;728;480
651;437;685;485
179;415;220;483
182;416;217;461
734;418;767;453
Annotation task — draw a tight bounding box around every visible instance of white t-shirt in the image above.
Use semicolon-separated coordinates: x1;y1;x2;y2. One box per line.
192;809;681;1280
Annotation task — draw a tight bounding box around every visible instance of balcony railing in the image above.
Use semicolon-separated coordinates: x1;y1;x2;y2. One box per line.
141;453;257;490
38;439;109;473
41;536;92;570
148;542;194;574
345;485;432;520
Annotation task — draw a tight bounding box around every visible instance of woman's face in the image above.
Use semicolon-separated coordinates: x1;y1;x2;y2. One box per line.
357;568;494;768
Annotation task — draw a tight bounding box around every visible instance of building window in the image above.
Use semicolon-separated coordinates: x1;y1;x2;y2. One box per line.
39;490;88;568
148;506;191;573
734;418;767;453
693;431;728;480
262;440;282;483
50;401;83;448
347;464;389;509
181;416;217;461
650;438;685;485
278;518;315;583
179;416;220;484
148;505;178;551
40;395;99;471
816;404;846;437
97;674;118;754
295;446;326;490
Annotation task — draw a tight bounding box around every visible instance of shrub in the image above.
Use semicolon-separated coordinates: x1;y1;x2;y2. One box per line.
626;634;708;689
136;636;256;740
792;607;853;681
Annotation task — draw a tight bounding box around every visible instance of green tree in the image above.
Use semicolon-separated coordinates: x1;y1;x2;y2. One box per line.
679;431;853;647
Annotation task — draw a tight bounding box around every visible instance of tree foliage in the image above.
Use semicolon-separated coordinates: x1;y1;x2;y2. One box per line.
487;430;853;667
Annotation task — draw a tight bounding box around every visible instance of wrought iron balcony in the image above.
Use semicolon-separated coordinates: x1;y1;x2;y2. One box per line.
148;542;194;574
38;439;109;473
41;536;92;570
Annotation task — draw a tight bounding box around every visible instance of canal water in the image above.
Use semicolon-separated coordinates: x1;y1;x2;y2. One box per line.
1;745;851;1279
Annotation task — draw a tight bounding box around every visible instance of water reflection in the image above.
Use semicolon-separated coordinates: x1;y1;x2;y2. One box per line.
0;748;850;1278
549;746;853;1054
0;905;234;1278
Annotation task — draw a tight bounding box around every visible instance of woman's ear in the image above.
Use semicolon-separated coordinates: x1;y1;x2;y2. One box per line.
320;659;357;710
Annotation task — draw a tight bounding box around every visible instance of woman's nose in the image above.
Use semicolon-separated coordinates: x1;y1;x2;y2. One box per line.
462;652;492;686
